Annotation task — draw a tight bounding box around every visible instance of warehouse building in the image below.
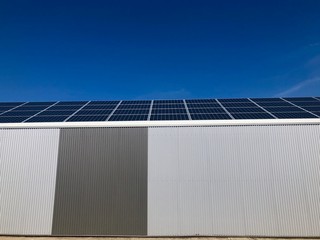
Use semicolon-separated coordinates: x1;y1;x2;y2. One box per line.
0;97;320;237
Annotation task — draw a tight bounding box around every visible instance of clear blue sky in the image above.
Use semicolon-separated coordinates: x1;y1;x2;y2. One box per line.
0;0;320;101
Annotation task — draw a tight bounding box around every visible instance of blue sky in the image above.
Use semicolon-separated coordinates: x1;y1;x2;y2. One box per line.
0;0;320;101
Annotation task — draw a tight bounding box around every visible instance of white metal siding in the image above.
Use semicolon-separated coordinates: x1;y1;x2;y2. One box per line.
148;125;320;236
0;129;60;235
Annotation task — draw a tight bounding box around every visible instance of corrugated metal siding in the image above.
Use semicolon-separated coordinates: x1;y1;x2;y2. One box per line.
51;127;148;236
148;125;320;237
0;129;60;235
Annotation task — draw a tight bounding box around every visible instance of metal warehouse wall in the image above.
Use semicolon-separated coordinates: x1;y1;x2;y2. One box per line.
0;125;319;237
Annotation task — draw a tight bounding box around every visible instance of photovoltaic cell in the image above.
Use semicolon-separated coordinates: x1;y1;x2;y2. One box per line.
55;101;88;106
272;112;318;119
108;114;148;121
117;104;150;109
232;113;275;119
67;115;109;122
1;111;40;117
0;116;29;123
152;108;187;114
14;106;49;111
0;102;25;106
0;106;16;111
26;116;69;122
191;113;231;120
220;102;257;108
185;99;217;103
75;109;113;115
186;103;226;108
284;97;319;102
288;102;320;107
264;107;303;112
300;106;320;111
114;109;149;115
83;105;117;110
38;110;77;116
226;107;266;113
218;98;251;103
153;100;183;104
150;114;189;120
24;102;56;106
254;102;293;107
188;108;226;114
251;98;283;102
47;105;83;110
121;100;151;104
88;101;120;105
152;104;186;109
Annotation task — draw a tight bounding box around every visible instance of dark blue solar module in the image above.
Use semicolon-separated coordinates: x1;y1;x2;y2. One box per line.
67;115;109;122
109;114;148;121
191;113;231;120
0;97;319;123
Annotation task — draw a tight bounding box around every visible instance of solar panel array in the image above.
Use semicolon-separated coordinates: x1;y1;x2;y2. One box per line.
0;97;320;123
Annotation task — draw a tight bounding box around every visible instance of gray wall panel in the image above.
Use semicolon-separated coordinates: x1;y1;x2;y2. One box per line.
148;125;320;236
0;129;60;235
52;127;147;236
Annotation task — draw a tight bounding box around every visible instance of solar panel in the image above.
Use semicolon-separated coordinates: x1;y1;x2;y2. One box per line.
122;100;151;104
288;102;320;107
38;110;77;116
83;105;118;110
47;105;83;110
0;106;17;111
0;102;25;106
284;97;319;102
191;113;231;120
0;116;30;123
55;101;88;106
188;108;227;114
272;112;317;118
26;116;69;122
152;108;187;114
23;102;56;106
114;109;149;115
67;115;109;122
186;103;226;108
0;97;319;123
154;100;183;104
1;111;40;117
14;106;49;111
232;113;275;119
88;101;120;105
117;104;150;109
152;104;185;109
264;107;303;112
185;99;217;103
220;102;257;108
253;101;293;107
226;107;266;113
218;98;251;103
109;114;148;121
251;98;283;102
150;114;189;120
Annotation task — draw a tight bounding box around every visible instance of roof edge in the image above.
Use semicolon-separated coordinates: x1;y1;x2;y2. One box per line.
0;119;320;128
